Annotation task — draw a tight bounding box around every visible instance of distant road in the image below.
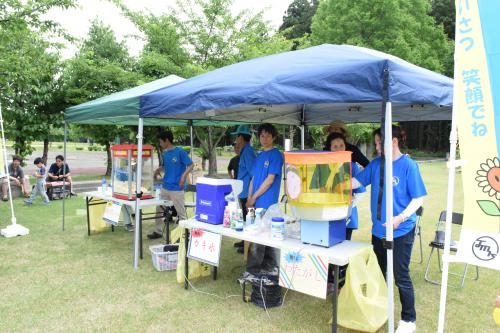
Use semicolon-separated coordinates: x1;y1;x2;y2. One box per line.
9;150;235;177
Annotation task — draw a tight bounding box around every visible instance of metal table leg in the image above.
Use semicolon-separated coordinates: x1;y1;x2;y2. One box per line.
332;264;339;333
184;229;190;290
165;209;170;244
86;196;91;236
213;267;218;280
139;209;143;260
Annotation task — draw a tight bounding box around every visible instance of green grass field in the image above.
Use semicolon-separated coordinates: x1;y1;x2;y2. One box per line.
0;162;498;332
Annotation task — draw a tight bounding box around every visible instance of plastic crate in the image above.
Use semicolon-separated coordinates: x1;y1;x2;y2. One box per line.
149;244;178;272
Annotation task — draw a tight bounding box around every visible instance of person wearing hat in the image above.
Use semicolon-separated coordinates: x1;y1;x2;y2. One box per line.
231;125;256;217
231;125;256;252
324;120;370;167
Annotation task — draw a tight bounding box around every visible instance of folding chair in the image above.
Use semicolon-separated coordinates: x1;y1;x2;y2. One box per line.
411;206;424;264
424;210;479;288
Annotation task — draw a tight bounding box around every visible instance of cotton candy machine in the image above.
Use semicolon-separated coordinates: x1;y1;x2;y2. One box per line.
111;144;154;200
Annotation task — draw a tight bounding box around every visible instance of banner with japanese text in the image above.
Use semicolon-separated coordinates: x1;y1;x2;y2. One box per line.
455;0;500;270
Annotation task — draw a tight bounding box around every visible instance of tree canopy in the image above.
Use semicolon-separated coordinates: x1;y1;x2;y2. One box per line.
311;0;453;76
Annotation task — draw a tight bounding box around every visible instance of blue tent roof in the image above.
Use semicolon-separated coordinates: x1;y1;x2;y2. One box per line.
140;44;453;125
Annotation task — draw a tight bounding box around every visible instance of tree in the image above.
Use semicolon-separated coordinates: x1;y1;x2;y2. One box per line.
174;0;291;175
429;0;455;40
61;20;141;175
0;0;76;162
311;0;453;76
279;0;319;49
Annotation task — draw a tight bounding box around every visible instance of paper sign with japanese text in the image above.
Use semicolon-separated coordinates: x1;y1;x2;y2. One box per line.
279;248;329;299
102;201;122;226
187;229;222;266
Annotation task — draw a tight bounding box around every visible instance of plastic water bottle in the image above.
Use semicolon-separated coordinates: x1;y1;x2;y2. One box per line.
101;177;107;194
246;208;255;225
223;206;231;228
155;184;161;200
235;209;244;231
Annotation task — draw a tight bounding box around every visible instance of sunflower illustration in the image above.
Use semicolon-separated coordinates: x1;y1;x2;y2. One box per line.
476;157;500;200
475;157;500;219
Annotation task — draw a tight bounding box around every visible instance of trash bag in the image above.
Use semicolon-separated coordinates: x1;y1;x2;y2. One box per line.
88;204;109;233
172;227;211;283
336;246;388;332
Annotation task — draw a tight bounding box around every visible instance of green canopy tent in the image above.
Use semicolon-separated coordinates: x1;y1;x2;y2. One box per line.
64;74;246;268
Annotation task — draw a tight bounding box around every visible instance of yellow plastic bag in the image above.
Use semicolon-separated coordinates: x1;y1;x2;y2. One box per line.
336;246;388;332
173;227;211;283
88;204;109;233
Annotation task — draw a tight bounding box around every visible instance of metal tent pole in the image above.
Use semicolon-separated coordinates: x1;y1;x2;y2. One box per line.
0;101;29;237
1;103;16;225
300;126;305;150
189;121;194;185
437;53;461;333
384;102;395;333
62;121;67;231
133;117;144;269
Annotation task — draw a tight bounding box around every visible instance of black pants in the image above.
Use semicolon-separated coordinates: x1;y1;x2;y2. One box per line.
372;229;416;322
247;243;280;274
239;198;248;220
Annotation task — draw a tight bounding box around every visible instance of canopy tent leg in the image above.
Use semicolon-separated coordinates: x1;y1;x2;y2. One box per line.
189;121;195;188
437;62;460;333
62;121;67;231
384;102;395;333
300;125;305;150
133;118;144;269
0;102;28;237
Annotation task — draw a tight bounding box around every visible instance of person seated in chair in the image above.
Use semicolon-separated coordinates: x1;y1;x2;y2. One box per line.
47;155;75;195
2;155;30;200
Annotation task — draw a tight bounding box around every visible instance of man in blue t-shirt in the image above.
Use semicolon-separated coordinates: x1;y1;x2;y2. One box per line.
246;123;283;275
231;125;256;218
353;125;426;333
231;125;256;252
148;130;193;240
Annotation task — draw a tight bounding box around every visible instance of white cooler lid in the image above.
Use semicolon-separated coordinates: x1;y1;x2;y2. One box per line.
196;177;243;197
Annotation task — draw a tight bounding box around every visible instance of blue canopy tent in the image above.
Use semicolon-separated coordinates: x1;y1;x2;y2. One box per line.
138;44;453;333
140;44;452;125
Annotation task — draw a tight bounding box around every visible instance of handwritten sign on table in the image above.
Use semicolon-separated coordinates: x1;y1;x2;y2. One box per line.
102;201;122;226
279;247;329;299
187;229;222;266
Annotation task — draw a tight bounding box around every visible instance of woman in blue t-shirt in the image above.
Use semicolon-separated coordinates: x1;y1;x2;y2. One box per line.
323;132;365;240
353;125;426;333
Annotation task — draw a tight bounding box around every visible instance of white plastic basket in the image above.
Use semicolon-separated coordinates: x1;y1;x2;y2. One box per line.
149;244;178;272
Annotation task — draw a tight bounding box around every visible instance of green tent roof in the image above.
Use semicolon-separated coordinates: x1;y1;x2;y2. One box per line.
64;75;188;126
64;74;246;127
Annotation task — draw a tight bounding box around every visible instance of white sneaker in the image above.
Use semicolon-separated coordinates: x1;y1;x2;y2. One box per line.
395;320;416;333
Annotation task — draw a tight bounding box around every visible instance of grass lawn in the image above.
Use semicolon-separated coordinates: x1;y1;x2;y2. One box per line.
0;162;498;332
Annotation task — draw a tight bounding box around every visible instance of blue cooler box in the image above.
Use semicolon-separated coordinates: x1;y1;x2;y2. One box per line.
300;219;346;247
196;177;233;224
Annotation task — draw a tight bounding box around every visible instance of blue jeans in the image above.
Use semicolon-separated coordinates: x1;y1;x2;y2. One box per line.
372;228;416;322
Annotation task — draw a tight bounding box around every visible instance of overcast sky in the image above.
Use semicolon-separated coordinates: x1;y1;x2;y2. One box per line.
47;0;293;58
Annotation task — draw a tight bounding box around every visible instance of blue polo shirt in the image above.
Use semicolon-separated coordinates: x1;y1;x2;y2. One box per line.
347;162;366;230
355;155;427;238
237;143;256;199
251;148;283;209
162;147;193;191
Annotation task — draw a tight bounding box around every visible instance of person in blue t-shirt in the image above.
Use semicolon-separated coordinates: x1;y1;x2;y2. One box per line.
323;132;365;241
245;123;283;275
231;125;256;218
148;130;193;240
231;125;256;253
353;125;426;333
